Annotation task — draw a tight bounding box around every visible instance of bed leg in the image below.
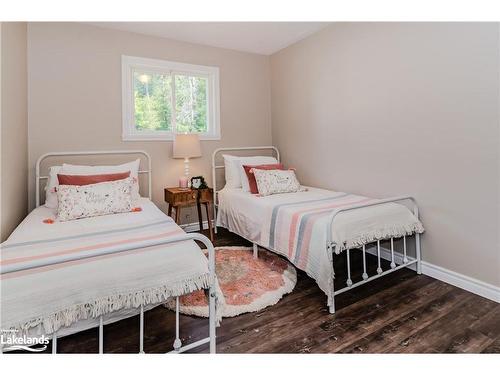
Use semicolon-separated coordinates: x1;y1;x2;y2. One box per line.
415;233;422;274
328;244;336;314
252;243;258;259
139;305;145;354
173;297;182;351
209;288;216;353
329;301;336;314
52;332;57;354
213;204;218;234
99;316;104;354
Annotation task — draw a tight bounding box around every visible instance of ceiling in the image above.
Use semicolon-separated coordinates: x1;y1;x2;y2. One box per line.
89;22;330;55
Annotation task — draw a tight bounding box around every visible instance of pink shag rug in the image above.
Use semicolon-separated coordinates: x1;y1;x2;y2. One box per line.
165;246;297;318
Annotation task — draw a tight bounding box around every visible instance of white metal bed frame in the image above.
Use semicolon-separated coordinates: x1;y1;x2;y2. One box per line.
211;146;422;314
35;150;153;208
3;150;216;354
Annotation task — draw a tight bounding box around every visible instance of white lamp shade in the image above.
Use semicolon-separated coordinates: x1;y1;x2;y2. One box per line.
173;134;202;159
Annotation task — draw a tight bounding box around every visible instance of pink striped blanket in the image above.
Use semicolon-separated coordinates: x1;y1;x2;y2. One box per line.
1;206;220;338
259;191;424;306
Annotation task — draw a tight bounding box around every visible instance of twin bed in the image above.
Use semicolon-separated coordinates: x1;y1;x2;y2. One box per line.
1;151;218;354
1;146;424;353
212;146;424;313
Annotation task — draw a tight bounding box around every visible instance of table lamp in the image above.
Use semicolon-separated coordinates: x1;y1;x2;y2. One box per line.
173;133;202;189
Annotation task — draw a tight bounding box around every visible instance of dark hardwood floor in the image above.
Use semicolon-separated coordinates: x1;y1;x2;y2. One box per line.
11;228;500;354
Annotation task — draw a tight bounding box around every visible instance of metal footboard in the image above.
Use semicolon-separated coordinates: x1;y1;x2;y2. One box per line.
326;196;422;314
1;233;217;354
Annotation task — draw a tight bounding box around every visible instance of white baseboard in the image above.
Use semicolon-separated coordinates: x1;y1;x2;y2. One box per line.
421;261;500;303
180;220;214;233
366;246;500;303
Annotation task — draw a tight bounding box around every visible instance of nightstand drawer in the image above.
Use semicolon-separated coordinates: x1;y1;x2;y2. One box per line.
164;189;198;206
198;188;213;203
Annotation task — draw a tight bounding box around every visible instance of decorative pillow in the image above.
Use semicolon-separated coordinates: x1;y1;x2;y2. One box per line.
61;159;140;202
243;164;284;194
223;155;280;189
233;156;279;191
57;171;130;186
45;166;63;209
252;169;306;196
57;178;133;221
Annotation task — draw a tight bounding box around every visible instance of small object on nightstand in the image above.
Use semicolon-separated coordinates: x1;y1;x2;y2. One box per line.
164;187;214;242
179;176;189;189
190;176;207;189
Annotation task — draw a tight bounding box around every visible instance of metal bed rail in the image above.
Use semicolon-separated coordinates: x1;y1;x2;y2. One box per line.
326;196;422;313
1;232;217;354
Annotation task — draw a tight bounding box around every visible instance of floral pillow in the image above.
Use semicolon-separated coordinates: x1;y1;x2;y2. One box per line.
57;178;133;221
252;169;306;196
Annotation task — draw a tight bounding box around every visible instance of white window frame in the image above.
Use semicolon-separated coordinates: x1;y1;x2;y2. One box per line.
122;55;221;141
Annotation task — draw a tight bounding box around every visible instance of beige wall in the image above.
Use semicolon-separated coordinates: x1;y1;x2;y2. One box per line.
271;23;500;287
27;22;272;223
18;22;500;287
1;22;28;241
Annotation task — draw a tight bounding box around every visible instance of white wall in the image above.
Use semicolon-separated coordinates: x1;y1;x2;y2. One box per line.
271;23;500;287
1;22;28;241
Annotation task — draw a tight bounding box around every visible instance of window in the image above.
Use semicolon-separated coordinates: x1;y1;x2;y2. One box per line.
122;55;220;141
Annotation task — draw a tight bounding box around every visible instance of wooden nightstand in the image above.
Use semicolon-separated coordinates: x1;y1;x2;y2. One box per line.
164;187;214;242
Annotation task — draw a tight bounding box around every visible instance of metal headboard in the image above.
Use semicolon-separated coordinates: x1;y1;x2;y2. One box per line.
35;150;152;208
211;146;280;232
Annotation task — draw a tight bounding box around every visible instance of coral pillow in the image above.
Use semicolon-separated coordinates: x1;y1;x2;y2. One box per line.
243;164;284;194
57;171;130;186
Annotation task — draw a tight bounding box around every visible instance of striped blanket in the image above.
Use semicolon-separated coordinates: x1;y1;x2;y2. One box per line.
1;203;220;339
260;191;424;306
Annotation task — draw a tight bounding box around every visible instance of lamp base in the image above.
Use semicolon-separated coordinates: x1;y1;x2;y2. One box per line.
178;158;191;190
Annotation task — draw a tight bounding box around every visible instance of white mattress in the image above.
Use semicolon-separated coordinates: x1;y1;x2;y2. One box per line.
2;198;202;339
7;197;162;243
216;187;423;252
216;187;338;243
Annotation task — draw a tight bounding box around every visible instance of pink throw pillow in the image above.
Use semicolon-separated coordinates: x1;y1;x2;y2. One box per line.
243;164;284;194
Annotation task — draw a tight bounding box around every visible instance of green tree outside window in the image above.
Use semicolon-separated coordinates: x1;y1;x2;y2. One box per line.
133;71;208;133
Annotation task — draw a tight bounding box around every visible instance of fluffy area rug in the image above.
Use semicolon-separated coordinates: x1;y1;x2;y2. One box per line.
165;246;297;318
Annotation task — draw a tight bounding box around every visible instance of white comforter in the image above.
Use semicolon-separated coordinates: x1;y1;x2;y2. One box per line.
1;199;221;339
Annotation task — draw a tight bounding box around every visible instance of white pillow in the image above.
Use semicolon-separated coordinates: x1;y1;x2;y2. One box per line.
222;154;279;190
45;166;63;209
57;178;133;221
237;156;279;192
61;159;141;201
252;169;306;196
222;155;242;189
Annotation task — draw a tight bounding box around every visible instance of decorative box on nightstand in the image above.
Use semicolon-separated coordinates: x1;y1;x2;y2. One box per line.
164;187;214;242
